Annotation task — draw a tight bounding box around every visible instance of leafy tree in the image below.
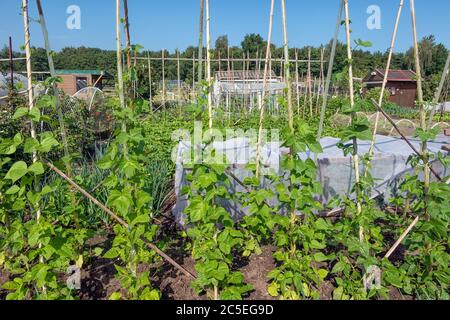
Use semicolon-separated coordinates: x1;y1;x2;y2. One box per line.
405;35;449;77
215;35;229;58
0;34;447;101
241;33;264;55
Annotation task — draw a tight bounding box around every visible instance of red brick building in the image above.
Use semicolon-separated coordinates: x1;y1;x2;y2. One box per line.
363;69;417;108
55;70;109;96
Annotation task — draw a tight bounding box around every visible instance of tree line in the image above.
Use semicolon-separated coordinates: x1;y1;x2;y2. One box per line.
1;33;448;101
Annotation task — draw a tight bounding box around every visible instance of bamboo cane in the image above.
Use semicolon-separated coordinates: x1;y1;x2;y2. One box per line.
135;56;323;63
314;76;318;114
8;37;14;91
344;0;363;241
316;47;325;114
177;49;181;106
302;71;307;118
367;0;404;166
116;0;127;146
255;0;275;178
22;0;46;292
123;0;132;69
256;50;261;74
410;0;430;220
147;52;152;108
162;49;166;107
317;0;343;141
384;216;419;259
231;48;236;113
192;54;196;101
35;0;71;171
269;56;273;114
242;53;246;111
227;46;232;119
370;99;442;181
45;161;196;280
198;0;205;83
307;48;313;117
427;52;450;129
295;49;300;115
206;0;213;129
22;0;39;212
281;0;294;133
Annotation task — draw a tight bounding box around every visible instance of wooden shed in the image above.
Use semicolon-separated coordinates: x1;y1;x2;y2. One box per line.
363;69;417;108
55;70;109;96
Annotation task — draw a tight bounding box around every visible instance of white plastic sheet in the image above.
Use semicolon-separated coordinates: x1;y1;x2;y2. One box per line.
173;135;449;223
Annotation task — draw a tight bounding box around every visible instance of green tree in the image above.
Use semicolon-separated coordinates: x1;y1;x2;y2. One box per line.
405;35;449;77
215;35;229;58
241;33;264;55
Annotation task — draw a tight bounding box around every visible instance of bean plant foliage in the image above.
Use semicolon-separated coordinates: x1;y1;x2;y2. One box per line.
181;83;253;300
0;80;82;299
0;64;449;300
96;70;160;300
0;61;162;300
179;83;449;300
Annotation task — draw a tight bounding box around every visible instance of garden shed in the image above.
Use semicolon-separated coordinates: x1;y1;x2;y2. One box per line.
55;70;111;96
363;69;417;108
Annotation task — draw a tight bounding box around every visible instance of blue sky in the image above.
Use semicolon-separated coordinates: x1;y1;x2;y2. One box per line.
0;0;449;53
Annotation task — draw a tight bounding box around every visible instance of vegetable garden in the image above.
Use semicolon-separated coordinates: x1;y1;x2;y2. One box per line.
0;0;449;301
